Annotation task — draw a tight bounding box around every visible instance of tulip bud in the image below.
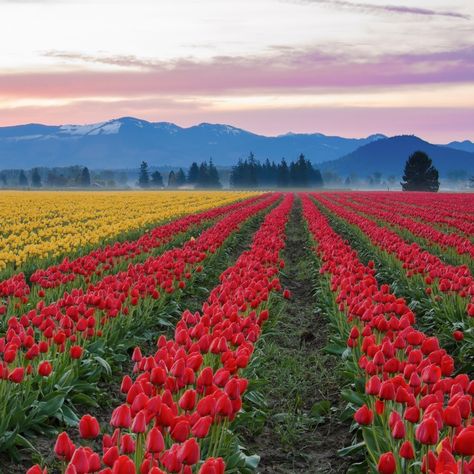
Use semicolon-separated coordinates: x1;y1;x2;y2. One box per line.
377;452;396;474
399;440;415;459
354;405;373;425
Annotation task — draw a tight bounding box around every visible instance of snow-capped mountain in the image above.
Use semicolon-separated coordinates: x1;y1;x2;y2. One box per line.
0;116;388;168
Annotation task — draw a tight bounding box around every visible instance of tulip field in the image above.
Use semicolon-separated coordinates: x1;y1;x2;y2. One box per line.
1;191;474;474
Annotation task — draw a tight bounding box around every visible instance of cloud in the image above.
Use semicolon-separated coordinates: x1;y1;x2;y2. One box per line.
1;46;469;98
298;0;470;20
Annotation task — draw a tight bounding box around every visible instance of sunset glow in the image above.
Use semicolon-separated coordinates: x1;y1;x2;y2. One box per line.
1;0;473;140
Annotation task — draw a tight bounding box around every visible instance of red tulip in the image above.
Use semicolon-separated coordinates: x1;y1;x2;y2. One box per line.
8;367;24;383
78;414;100;439
443;405;462;428
416;417;439;445
191;415;213;438
54;432;75;461
131;410;146;434
120;434;135;454
146;427;165;453
391;420;406;439
27;466;47;474
399;440;415;460
38;360;53;377
178;438;200;465
453;427;474;456
70;345;83;359
69;447;90;474
112;455;136;474
179;389;197;412
354;405;373;425
170;420;190;442
377;452;396;474
110;404;131;428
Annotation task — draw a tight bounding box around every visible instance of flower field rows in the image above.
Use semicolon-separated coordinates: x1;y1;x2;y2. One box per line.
0;191;257;275
0;190;473;473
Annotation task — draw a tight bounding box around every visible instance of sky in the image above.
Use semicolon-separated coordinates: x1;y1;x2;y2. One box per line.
0;0;473;141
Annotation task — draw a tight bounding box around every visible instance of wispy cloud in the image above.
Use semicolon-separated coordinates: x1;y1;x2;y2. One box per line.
298;0;470;19
12;46;470;98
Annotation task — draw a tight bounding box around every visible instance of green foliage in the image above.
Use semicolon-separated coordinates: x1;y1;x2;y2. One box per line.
401;150;439;192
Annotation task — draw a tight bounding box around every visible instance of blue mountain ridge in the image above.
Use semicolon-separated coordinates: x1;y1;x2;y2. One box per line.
0;117;472;176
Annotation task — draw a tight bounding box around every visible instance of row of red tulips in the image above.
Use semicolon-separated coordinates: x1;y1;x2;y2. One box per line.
341;192;474;239
362;192;474;236
312;194;474;320
301;193;474;474
329;193;474;260
27;194;293;474
30;195;266;291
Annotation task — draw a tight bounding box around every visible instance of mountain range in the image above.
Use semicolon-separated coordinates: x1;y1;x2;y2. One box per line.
0;117;472;177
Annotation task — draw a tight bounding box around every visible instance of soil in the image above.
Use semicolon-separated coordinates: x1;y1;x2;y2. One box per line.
242;196;354;473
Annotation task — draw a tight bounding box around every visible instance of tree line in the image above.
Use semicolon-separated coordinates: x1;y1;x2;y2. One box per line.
0;167;92;188
230;153;323;188
138;160;222;188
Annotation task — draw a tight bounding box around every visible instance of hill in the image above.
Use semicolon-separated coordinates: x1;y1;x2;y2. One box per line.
320;135;474;177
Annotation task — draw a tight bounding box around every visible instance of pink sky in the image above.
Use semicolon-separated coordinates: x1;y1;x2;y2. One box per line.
1;0;473;141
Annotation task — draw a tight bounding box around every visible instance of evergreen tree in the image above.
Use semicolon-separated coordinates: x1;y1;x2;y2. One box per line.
176;168;186;186
197;162;209;187
230;158;245;187
168;170;177;188
246;152;258;187
401;151;439;192
138;161;150;188
150;171;164;187
188;162;200;184
19;170;28;187
310;167;324;187
80;167;91;187
208;159;221;188
31;168;42;188
277;159;290;187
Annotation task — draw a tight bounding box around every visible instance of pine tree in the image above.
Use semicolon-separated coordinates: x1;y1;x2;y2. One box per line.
138;161;150;188
401;151;439;192
277;159;290;187
168;170;177;188
176;168;186;186
197;162;209;188
310;168;324;187
31;168;42;188
150;171;164;187
19;170;28;187
208;158;221;188
80;167;91;187
188;162;199;184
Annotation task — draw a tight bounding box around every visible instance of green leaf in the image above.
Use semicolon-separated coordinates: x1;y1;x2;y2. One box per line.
36;393;66;417
324;343;346;355
341;388;365;406
242;453;260;469
71;392;99;407
338;441;365;457
93;356;112;376
60;405;80;427
346;460;369;473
